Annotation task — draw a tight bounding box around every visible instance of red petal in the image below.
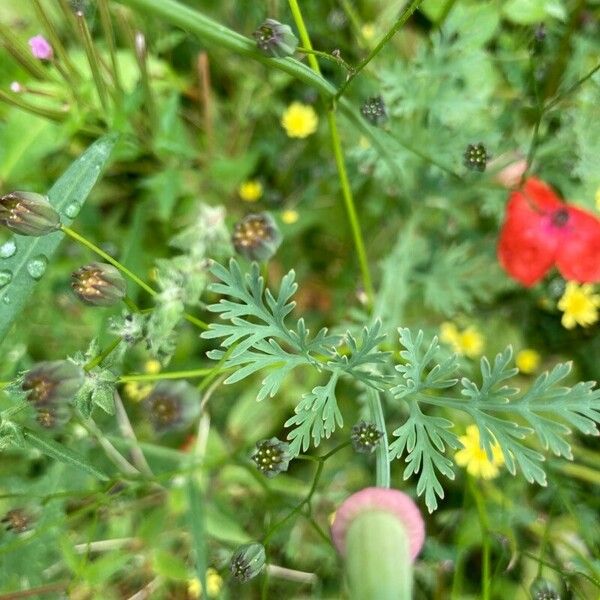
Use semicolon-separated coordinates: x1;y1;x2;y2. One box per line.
497;178;560;286
556;205;600;283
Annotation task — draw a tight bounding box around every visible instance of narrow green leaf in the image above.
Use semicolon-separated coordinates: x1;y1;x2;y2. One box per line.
0;135;118;342
187;478;206;594
23;429;109;481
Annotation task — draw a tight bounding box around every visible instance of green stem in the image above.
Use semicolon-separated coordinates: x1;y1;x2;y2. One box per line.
118;367;228;383
0;90;67;122
84;337;122;371
98;0;123;97
335;0;424;100
61;225;156;297
544;61;600;112
288;0;375;305
367;388;390;488
297;46;354;72
468;478;491;600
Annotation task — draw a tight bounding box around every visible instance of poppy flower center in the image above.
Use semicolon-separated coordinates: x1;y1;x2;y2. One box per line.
551;209;569;227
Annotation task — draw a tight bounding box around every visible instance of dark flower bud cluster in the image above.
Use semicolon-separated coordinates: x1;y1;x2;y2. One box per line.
71;262;127;307
21;361;84;429
351;421;383;454
1;508;33;534
253;19;298;58
0;191;61;236
232;212;282;262
360;96;387;125
251;437;291;478
530;578;561;600
144;381;200;434
230;542;266;582
463;143;489;172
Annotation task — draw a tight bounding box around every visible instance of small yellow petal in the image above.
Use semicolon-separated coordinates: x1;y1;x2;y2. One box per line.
281;209;299;224
238;180;263;202
281;102;319;139
515;349;541;375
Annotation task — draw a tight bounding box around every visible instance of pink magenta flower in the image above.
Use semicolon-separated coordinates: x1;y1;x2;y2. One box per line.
28;35;53;61
331;487;425;599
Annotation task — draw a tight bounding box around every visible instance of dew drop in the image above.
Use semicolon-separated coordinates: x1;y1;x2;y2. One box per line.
2;295;10;304
64;202;81;218
0;269;12;288
26;255;48;280
0;239;16;259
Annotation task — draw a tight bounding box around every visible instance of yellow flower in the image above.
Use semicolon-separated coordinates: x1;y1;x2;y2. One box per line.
124;382;152;402
361;23;376;41
186;569;223;599
516;349;541;375
144;359;161;375
439;322;484;358
455;425;504;480
281;102;318;138
557;281;600;329
238;180;263;202
281;209;299;224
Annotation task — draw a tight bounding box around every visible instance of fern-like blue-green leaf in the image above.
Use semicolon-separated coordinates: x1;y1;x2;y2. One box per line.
0;135;118;342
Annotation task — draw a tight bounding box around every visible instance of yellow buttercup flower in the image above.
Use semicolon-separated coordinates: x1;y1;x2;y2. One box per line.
439;322;484;358
281;102;318;138
281;209;299;224
516;349;541;375
455;425;504;480
187;569;223;599
238;180;263;202
557;281;600;329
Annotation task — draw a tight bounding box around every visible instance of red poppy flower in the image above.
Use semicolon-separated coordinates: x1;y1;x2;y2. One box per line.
498;178;600;287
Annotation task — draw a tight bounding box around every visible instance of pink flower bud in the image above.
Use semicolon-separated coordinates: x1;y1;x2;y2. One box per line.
28;35;54;61
489;152;528;188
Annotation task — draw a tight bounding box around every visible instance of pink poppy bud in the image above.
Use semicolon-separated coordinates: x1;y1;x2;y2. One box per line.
489;152;528;188
28;35;54;61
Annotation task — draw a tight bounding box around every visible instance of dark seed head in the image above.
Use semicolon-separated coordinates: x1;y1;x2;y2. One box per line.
351;421;383;454
2;509;33;533
232;212;282;262
0;191;60;236
230;543;266;582
144;381;200;434
464;143;489;172
251;438;291;478
360;95;387;126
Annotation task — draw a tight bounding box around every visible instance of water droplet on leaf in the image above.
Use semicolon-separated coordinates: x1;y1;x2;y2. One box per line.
26;256;48;280
0;239;16;259
0;269;12;288
2;295;10;304
64;203;81;218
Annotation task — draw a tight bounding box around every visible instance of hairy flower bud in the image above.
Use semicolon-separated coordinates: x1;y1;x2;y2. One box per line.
530;578;561;600
0;191;61;236
360;96;387;125
71;262;127;307
232;212;282;262
144;381;200;434
351;421;383;454
464;143;489;172
230;543;266;582
251;437;291;478
253;19;298;58
21;361;84;428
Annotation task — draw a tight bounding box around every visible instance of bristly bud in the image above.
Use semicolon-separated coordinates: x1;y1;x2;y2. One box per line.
0;191;61;236
253;19;298;58
230;543;266;582
463;143;489;172
71;262;127;307
232;212;282;262
1;508;33;534
21;360;84;428
360;96;387;125
530;578;561;600
251;437;291;478
144;381;200;434
351;421;383;454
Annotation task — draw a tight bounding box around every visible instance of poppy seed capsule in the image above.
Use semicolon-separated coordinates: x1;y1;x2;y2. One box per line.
230;542;266;582
71;262;126;307
351;421;383;454
360;96;387;125
232;212;282;262
253;19;298;58
144;381;200;434
464;143;489;172
251;438;291;478
0;191;61;236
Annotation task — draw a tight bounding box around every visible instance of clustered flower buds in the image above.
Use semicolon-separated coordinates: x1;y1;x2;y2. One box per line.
463;143;489;172
351;421;383;454
251;437;291;478
530;578;561;600
0;191;61;236
144;381;200;434
71;262;127;307
1;508;33;534
253;19;298;58
21;361;84;428
232;212;282;262
360;96;387;125
230;542;266;582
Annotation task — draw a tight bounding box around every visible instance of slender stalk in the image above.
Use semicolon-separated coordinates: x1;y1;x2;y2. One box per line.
0;23;52;80
367;388;390;488
84;338;122;371
118;367;226;383
98;0;124;96
468;478;492;600
335;0;424;100
288;0;375;304
297;46;354;72
0;90;67;122
544;62;600;112
76;11;110;113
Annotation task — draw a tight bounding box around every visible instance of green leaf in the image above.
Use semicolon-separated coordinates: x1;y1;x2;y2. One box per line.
0;135;118;342
23;429;109;481
153;549;190;581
